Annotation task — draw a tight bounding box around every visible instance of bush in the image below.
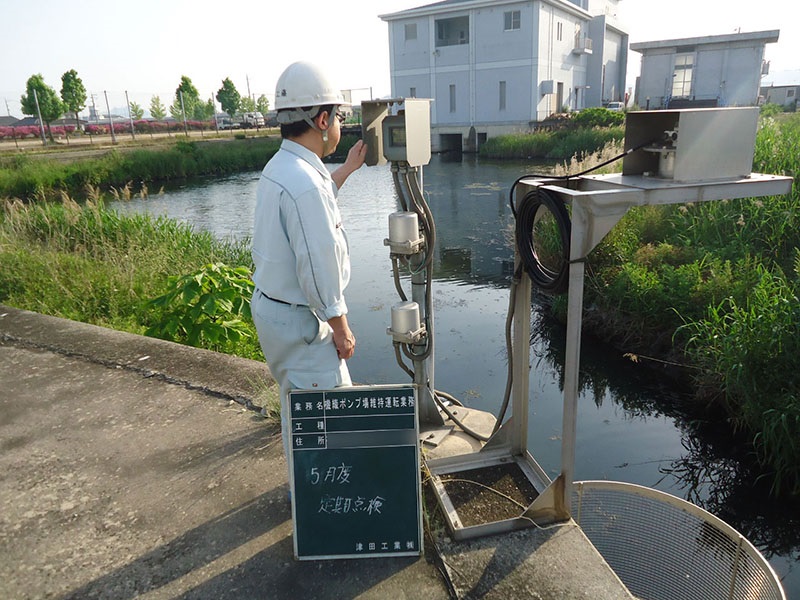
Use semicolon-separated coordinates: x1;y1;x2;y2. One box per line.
760;103;783;118
572;107;625;128
144;262;257;354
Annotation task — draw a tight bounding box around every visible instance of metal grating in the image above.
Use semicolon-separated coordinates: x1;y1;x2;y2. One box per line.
572;481;785;600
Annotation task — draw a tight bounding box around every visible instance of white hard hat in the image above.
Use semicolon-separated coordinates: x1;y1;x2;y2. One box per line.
274;61;349;124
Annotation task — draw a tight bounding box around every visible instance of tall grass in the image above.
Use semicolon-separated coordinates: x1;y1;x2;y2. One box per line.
0;196;262;359
480;125;624;160
579;113;800;494
679;264;800;494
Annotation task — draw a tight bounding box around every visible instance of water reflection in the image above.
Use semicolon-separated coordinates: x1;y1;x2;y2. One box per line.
109;154;797;594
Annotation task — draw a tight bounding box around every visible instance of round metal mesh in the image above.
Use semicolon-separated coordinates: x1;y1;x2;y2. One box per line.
572;481;785;600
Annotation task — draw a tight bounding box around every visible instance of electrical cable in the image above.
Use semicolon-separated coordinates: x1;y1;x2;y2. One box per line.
387;163;435;368
510;137;661;295
508;137;659;217
490;140;660;432
391;164;409;212
393;342;416;379
433;389;464;408
406;168;437;269
515;187;572;294
391;257;408;302
491;264;522;435
403;164;435;362
432;390;490;442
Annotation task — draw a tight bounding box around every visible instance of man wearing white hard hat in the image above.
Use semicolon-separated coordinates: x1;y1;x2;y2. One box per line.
250;61;367;466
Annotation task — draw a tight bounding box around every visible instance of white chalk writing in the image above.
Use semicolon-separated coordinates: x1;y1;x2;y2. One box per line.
318;495;386;515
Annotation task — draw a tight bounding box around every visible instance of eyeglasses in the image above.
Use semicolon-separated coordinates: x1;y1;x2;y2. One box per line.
335;111;346;124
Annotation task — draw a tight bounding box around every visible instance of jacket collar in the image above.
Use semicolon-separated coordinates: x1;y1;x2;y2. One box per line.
281;139;331;181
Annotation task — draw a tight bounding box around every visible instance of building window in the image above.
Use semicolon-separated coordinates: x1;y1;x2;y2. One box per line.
672;53;694;98
449;84;456;112
504;10;520;31
557;22;563;41
499;81;507;110
436;16;469;47
788;89;796;98
404;23;417;41
410;87;417;98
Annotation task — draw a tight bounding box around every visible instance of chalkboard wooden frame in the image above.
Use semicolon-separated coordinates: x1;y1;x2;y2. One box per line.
288;384;423;560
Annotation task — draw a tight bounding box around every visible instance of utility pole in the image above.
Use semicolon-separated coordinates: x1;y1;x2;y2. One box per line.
104;90;117;143
246;74;253;103
125;90;136;141
179;91;188;136
32;88;47;145
91;93;98;123
211;94;219;134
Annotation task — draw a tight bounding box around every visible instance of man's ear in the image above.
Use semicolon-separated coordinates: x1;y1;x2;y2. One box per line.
316;110;331;131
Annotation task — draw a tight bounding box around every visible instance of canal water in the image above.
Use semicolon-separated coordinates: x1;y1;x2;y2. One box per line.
111;154;798;595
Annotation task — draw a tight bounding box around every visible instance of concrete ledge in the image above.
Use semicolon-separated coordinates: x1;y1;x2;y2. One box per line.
0;304;275;409
436;522;634;599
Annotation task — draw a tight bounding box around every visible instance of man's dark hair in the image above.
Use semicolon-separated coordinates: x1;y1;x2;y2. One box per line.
280;104;335;139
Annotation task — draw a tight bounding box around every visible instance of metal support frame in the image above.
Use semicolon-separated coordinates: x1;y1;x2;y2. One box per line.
427;171;792;540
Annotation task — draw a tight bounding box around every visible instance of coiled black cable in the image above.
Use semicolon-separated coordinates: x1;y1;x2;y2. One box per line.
509;137;660;294
515;186;571;294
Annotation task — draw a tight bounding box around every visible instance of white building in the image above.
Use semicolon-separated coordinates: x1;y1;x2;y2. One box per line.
631;30;779;110
760;83;799;109
380;0;628;152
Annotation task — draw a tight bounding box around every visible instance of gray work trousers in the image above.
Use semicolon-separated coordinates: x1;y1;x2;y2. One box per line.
251;291;352;466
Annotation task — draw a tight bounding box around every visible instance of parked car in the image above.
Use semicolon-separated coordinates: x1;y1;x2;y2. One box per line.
605;101;625;112
214;114;240;130
238;112;265;128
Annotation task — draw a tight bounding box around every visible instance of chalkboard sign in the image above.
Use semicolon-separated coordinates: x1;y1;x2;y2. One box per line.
288;384;422;560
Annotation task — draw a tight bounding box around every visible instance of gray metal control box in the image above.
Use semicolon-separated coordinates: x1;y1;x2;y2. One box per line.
622;107;759;182
361;98;431;167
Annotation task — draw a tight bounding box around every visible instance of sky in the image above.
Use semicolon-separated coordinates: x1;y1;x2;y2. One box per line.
1;0;798;118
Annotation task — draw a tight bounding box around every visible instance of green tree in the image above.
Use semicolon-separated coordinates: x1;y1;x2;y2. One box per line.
197;98;215;121
20;74;65;142
174;75;201;120
169;100;183;121
216;78;241;119
129;101;144;120
256;94;270;116
239;96;256;112
60;69;87;131
149;95;166;120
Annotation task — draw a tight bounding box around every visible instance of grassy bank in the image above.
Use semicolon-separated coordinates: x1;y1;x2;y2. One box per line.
0;137;279;201
0;134;361;202
0;197;263;360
